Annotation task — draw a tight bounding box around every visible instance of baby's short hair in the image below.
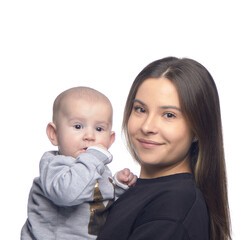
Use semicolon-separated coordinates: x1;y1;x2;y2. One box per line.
52;86;112;124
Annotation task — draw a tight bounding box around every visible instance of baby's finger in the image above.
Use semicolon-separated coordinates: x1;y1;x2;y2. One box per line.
116;169;130;183
122;168;130;177
127;174;137;187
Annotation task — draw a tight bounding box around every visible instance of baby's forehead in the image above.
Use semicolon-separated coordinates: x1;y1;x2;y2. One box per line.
63;94;113;119
64;97;113;126
53;87;113;124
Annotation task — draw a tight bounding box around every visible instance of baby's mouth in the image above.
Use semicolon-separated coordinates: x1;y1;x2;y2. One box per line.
79;147;88;153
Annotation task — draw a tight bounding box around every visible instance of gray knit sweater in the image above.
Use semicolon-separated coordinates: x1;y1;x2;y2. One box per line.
21;147;127;240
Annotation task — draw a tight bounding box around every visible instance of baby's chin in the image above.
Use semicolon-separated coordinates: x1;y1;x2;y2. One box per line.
75;148;87;157
80;147;88;152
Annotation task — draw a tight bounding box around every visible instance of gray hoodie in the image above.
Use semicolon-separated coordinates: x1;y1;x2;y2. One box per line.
21;147;127;240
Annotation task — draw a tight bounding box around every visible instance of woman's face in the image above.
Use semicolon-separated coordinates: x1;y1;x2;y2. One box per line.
127;78;194;178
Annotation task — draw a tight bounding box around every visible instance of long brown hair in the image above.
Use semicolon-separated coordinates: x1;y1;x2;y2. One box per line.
123;57;231;240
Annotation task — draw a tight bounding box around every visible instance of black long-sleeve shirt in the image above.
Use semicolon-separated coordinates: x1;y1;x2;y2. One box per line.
97;173;209;240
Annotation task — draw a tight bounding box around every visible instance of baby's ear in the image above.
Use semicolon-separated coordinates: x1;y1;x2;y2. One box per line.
46;122;58;146
109;131;115;147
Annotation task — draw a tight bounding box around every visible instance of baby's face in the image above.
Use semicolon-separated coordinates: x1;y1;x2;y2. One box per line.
55;96;114;159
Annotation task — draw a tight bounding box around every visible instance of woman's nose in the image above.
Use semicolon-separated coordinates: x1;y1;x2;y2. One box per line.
141;114;158;135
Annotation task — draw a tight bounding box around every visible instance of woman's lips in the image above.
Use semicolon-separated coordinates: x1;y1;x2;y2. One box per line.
137;138;164;149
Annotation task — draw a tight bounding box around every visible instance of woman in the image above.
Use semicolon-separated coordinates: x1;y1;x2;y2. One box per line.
97;57;231;240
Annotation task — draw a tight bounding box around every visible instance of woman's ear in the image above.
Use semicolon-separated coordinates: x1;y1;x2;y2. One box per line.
193;135;198;143
46;122;58;146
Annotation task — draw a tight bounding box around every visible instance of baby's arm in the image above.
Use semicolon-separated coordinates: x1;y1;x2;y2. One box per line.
39;148;112;206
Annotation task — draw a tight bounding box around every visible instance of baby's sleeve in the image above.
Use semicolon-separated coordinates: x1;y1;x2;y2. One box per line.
39;150;112;206
113;172;129;199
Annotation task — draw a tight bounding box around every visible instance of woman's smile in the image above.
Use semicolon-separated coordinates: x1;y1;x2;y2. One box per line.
137;138;165;149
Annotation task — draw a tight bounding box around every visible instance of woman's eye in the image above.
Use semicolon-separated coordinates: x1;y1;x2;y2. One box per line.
134;106;146;113
74;124;82;130
163;113;176;119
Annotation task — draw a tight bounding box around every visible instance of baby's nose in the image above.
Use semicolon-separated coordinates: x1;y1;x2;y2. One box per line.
83;128;95;141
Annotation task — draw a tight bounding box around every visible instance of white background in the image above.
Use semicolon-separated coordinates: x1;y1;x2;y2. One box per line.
0;1;248;239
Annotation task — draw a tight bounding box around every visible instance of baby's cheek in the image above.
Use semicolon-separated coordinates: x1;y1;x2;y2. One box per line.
97;137;111;149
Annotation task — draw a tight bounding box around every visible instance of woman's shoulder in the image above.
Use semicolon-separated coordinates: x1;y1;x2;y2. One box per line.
137;173;206;221
127;174;210;240
137;173;196;197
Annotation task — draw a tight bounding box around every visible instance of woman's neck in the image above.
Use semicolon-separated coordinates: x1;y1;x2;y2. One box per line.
139;159;191;179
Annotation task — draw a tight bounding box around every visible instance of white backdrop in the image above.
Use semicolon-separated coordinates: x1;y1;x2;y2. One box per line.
1;1;248;239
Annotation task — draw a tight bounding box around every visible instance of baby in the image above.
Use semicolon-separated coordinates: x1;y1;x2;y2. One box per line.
21;87;137;240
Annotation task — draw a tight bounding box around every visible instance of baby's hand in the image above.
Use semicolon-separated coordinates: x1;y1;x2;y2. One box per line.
116;168;137;187
91;144;108;151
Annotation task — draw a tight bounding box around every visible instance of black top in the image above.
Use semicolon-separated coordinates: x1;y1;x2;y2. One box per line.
97;173;209;240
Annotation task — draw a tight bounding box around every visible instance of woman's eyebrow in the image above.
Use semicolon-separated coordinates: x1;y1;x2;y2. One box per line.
133;99;181;112
132;99;146;106
160;106;181;112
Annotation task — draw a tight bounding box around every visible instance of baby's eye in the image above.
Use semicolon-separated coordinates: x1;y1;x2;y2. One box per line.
134;106;146;113
96;127;103;132
163;112;176;119
74;124;83;130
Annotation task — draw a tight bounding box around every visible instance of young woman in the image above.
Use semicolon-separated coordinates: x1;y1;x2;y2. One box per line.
97;57;231;240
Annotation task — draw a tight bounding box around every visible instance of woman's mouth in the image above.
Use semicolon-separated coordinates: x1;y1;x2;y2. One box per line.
137;138;164;149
